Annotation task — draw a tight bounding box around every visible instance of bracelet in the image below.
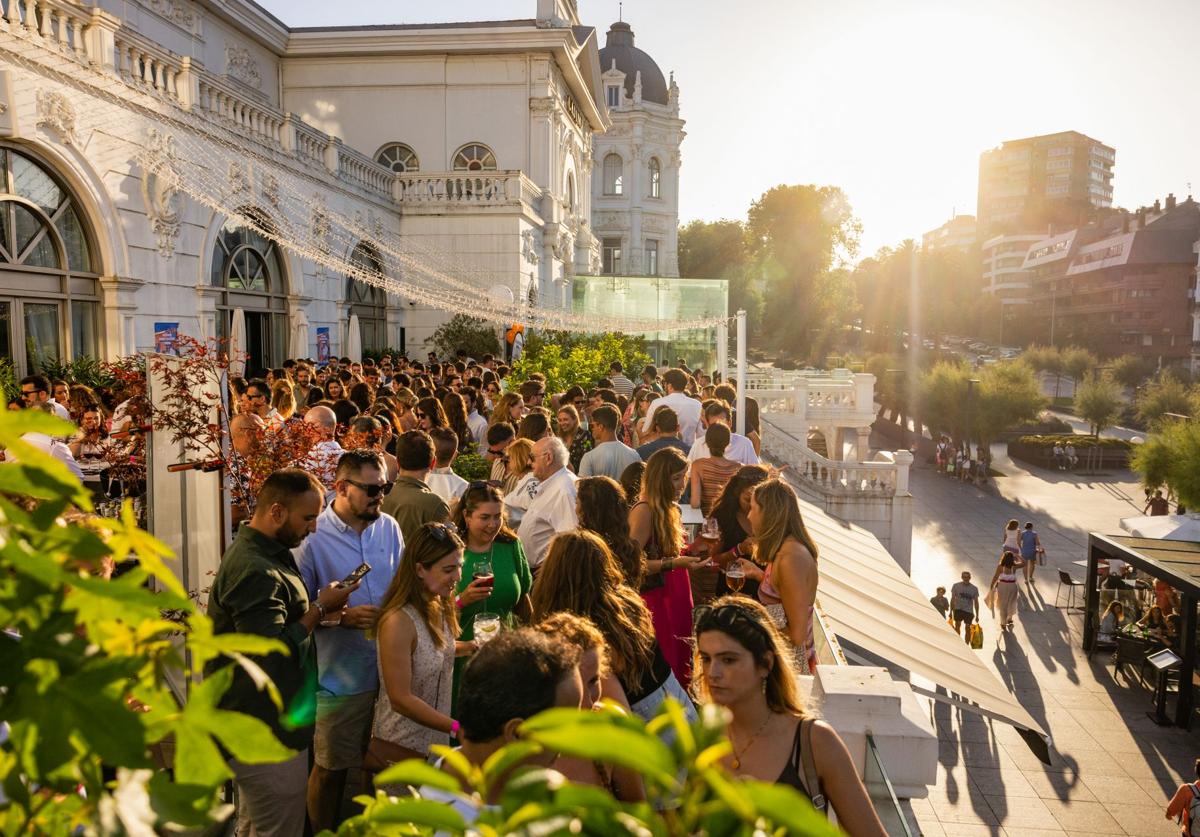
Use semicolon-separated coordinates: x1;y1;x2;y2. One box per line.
455;597;465;610
450;719;461;737
313;600;327;619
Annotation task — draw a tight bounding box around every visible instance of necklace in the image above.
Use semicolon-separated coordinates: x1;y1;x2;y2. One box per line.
729;712;773;770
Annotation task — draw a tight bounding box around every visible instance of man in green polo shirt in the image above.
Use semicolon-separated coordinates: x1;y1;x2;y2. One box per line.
380;429;450;543
207;468;357;837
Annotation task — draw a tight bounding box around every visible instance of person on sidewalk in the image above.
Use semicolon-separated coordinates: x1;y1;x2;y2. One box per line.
1146;489;1171;516
987;552;1025;632
1019;522;1042;584
1164;758;1200;835
930;586;950;618
950;572;980;646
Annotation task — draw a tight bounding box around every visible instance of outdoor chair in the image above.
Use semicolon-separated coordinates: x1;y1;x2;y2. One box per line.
1113;635;1152;686
1055;570;1085;612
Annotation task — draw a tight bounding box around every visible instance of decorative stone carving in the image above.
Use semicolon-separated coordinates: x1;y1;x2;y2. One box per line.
147;0;199;34
36;89;77;146
632;142;644;161
260;173;280;209
522;229;540;265
227;162;250;197
529;96;558;117
310;194;329;244
141;129;181;259
589;250;602;275
224;45;261;90
643;215;664;232
368;209;384;240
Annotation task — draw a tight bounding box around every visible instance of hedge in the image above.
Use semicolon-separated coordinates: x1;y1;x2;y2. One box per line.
1008;434;1133;470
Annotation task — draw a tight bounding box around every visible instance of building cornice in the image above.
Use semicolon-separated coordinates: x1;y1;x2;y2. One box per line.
196;0;291;54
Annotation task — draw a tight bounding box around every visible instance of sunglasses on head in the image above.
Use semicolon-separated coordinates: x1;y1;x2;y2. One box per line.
467;480;503;491
427;521;459;542
693;603;772;642
344;478;394;497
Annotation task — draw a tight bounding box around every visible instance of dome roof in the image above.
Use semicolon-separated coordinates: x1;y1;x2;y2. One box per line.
598;21;669;106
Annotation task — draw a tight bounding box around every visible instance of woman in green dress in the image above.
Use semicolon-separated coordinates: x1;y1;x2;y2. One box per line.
450;481;534;705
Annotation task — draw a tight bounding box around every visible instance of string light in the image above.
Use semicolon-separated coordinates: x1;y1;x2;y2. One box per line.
0;26;732;334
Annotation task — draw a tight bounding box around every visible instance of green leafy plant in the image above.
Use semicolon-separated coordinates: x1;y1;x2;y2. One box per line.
337;700;839;836
511;332;653;394
0;355;17;405
34;355;116;391
0;408;294;834
426;315;502;361
451;452;492;481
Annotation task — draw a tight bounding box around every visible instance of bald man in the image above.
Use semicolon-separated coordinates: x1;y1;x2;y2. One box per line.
301;406;343;491
229;412;265;458
228;413;265;524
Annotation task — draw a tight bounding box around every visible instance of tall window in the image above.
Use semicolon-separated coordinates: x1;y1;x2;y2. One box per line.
645;240;659;276
606;85;621;108
567;173;577;213
649;158;661;198
211;210;288;371
602;238;622;275
452;144;497;172
603;153;623;196
347;243;387;353
375;143;419;173
0;145;100;377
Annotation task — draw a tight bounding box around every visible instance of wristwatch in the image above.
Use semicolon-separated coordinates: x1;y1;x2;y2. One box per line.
313;599;327;620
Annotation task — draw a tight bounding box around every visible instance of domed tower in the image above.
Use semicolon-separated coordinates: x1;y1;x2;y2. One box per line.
593;20;685;278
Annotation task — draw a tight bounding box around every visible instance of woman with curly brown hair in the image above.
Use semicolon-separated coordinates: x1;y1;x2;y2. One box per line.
441;390;473;452
576;476;643;588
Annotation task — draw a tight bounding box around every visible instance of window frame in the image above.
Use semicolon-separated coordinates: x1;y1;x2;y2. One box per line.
375;143;420;173
649;157;661;199
452;143;498;172
602;153;624;196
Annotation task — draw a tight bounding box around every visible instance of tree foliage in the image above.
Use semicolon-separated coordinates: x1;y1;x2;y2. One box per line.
509;332;652;395
1075;373;1123;436
426;315;502;360
1060;346;1098;385
919;359;1043;447
678;219;762;330
1134;376;1198;430
337;700;839;837
1109;354;1157;389
0;408;291;834
1132;421;1200;510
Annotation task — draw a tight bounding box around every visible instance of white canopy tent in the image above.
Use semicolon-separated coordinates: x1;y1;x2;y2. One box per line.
796;491;1052;762
345;314;362;364
1120;513;1200;541
289;309;310;361
227;308;246;379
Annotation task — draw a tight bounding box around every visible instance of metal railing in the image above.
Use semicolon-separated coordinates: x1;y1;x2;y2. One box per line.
864;734;916;836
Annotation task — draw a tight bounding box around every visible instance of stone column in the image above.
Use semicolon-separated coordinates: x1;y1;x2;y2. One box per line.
100;276;143;357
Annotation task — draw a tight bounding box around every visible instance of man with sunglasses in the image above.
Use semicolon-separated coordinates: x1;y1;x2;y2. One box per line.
484;423;516;484
296;450;402;832
19;375;70;420
380;430;450;543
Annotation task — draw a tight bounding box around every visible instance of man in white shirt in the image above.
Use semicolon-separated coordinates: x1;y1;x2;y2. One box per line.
517;436;578;570
301;406;344;491
19;375;71;421
465;391;489;449
246;378;282;428
425;427;469;505
641;368;702;446
687;400;759;466
5;402;84;482
578;404;640;480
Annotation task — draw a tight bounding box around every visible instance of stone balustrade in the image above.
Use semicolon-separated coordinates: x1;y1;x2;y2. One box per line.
3;0;86;57
394;171;542;212
194;76;284;147
763;419;904;496
336;142;394;200
114;31;185;104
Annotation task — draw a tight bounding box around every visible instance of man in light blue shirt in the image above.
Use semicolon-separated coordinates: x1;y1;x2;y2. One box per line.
296;449;403;832
578;404;641;480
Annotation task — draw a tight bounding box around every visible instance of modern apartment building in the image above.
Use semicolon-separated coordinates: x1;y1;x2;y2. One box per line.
921;214;977;253
977;131;1115;237
1025;195;1198;363
981;233;1045;304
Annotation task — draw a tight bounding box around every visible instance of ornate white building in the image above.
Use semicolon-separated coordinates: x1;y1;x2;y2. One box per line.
591;20;684;279
0;0;620;375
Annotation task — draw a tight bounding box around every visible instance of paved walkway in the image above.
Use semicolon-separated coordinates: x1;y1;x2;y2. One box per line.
901;443;1198;837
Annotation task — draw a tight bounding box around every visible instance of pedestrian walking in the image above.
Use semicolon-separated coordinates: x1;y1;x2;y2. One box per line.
1019;522;1042;584
1002;519;1020;557
988;552;1025;632
950;572;980;645
930;586;950;618
1146;489;1171;516
1164;758;1200;835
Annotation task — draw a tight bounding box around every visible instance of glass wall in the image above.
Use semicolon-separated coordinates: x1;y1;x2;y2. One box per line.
572;275;728;370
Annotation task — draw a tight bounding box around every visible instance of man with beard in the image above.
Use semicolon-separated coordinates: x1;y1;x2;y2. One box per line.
207;469;358;837
295;450;403;831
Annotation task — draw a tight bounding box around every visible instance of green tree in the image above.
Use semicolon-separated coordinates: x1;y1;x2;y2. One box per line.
1110;354;1157;390
974;361;1046;450
1074;372;1123;472
1060;345;1098;391
747;184;860;357
426;314;502;360
678;219;762;330
1020;345;1063;398
1134;376;1195;429
0;409;291;834
1132;420;1200;510
919;360;973;447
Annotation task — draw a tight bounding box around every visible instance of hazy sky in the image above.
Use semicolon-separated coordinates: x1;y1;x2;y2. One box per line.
260;0;1200;260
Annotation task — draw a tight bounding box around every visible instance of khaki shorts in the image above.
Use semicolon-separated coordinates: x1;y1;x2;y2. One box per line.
314;690;376;771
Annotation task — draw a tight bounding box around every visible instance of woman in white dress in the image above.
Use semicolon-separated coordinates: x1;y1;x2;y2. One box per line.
987;551;1025;632
368;522;480;770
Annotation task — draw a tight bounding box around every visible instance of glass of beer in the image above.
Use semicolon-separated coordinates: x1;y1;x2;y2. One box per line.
725;563;746;595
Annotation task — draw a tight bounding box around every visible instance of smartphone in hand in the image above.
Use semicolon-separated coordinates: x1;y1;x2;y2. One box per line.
341;562;371;586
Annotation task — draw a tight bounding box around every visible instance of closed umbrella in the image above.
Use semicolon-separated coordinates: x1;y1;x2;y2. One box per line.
346;313;362;364
228;307;246;378
289;309;310;360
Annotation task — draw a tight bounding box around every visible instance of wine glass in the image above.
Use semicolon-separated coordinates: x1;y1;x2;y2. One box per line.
701;516;721;542
473;557;494;610
473;612;501;645
725;563;746;595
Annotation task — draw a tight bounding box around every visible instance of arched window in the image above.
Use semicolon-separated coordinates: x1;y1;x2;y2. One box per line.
346;243;387;353
375;143;420;173
452;144;497;172
567;172;577;213
0;144;100;377
649;158;661;199
211;209;289;370
603;153;623;196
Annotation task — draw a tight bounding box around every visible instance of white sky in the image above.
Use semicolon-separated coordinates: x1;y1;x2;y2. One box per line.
259;0;1200;259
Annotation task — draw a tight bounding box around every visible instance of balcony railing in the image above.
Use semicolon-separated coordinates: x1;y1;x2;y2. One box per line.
394;171;543;211
865;734;917;836
762;419;904;496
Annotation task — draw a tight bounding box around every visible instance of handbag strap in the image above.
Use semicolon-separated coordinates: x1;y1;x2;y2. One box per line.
800;718;827;814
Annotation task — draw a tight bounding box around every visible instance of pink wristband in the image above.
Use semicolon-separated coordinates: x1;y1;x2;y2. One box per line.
456;597;465;610
450;720;461;737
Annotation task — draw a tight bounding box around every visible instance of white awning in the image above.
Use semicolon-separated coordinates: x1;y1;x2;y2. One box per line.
797;495;1052;761
1121;513;1200;541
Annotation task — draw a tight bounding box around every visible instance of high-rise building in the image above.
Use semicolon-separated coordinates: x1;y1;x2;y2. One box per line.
922;214;977;252
977;131;1114;237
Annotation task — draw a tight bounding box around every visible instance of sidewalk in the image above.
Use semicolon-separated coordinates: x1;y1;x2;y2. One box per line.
901;443;1196;836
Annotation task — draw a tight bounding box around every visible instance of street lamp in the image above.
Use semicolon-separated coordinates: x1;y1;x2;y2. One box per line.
966;378;981;463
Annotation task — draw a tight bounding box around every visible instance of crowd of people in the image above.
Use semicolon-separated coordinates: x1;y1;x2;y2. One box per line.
192;351;884;835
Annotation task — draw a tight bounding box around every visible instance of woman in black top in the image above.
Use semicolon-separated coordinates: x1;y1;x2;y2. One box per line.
708;465;770;597
530;530;694;722
693;597;886;835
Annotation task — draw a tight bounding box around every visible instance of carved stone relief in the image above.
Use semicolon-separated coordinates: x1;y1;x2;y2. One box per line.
227;162;250;197
522;229;540;265
141;129;181;259
260;173;279;210
146;0;200;35
36;89;77;146
224;45;261;90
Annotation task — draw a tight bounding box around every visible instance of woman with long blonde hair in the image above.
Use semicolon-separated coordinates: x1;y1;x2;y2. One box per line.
748;479;820;673
271;379;296;421
530;530;694;722
693;596;886;834
629;447;708;688
500;437;539;522
370;522;475;767
488;391;525;429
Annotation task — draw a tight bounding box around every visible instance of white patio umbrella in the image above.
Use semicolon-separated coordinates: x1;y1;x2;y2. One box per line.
228;307;246;378
345;313;362;364
289;309;310;360
1119;513;1200;541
